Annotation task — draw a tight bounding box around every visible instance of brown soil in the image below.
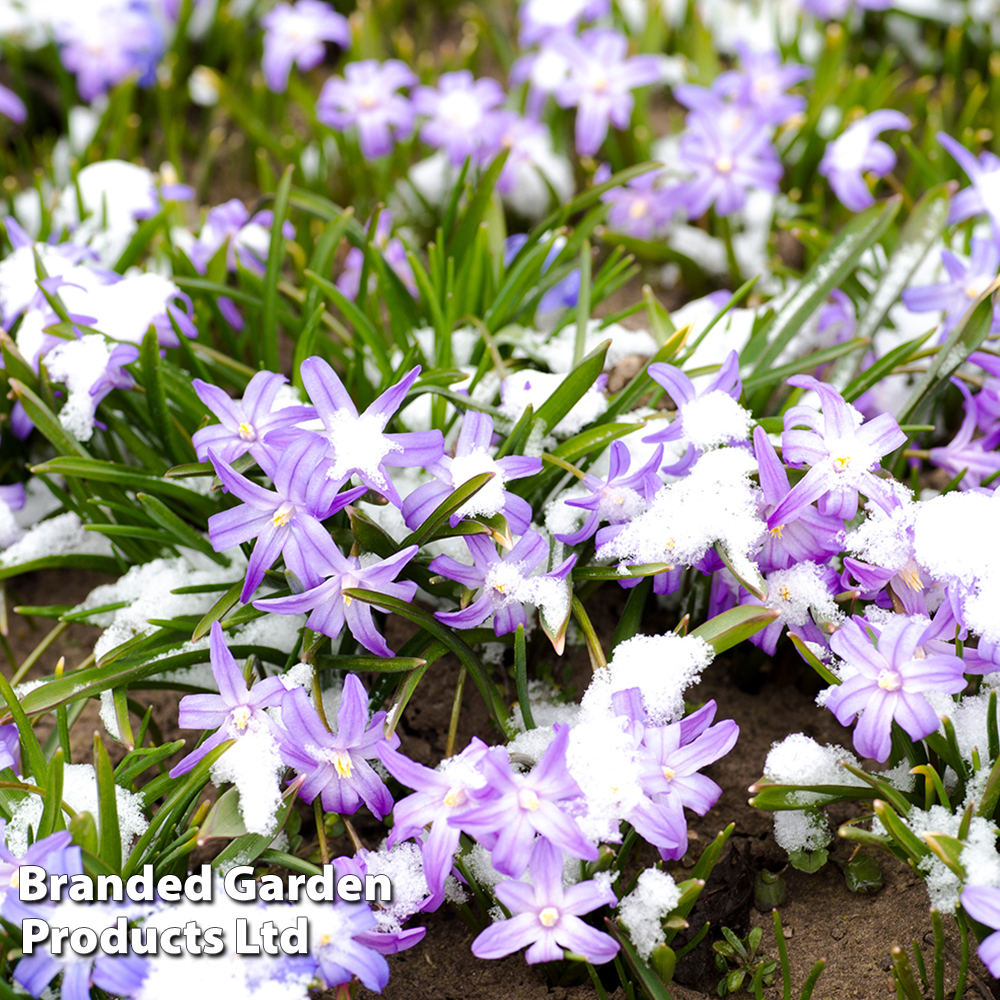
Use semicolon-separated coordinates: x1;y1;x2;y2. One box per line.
5;571;998;1000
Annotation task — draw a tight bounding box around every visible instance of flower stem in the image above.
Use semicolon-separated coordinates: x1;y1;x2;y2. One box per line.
718;214;744;287
314;798;329;866
446;664;467;758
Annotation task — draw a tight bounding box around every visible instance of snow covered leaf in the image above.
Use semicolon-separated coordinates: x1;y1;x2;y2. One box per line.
922;832;966;878
532;338;610;437
853;182;952;345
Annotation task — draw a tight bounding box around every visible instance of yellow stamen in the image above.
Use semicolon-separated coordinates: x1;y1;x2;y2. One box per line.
271;503;295;527
770;524;784;538
662;766;675;781
231;706;251;731
334;753;354;779
238;421;255;441
833;456;850;472
539;907;559;927
443;787;463;808
715;155;734;173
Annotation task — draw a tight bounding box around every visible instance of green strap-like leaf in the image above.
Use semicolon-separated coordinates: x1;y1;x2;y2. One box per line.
94;733;122;871
854;183;951;346
742;196;902;377
261;165;294;372
344;587;511;734
690;605;780;654
896;279;999;425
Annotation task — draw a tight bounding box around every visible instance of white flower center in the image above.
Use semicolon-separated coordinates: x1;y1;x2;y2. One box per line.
487;562;524;601
324;410;399;484
538;906;560;927
518;788;541;811
443;786;466;808
231;705;252;731
271;501;296;527
439;91;484;129
715;155;734;174
597;485;644;525
877;670;902;691
238;421;257;442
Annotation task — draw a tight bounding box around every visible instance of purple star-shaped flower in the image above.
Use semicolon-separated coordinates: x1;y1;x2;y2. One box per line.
260;0;350;93
472;838;619;965
379;737;490;904
824;614;967;762
430;530;576;638
192;370;316;466
926;378;1000;490
189;199;295;277
753;426;844;573
317;59;416;159
818;110;910;213
306;896;389;992
296;358;444;506
518;0;609;45
767;374;906;526
56;4;164;102
738;563;839;656
555;440;663;545
712;43;811;126
332;853;428;953
672;91;783;218
452;723;597;877
402;411;541;535
901;236;1000;340
14;902;149;1000
938;133;1000;233
620;695;739;861
601;167;679;240
168;621;288;777
642;349;745;473
553;29;666;157
477;111;563;198
253;543;419;658
0;825;82;925
412;70;505;167
207;431;365;602
276;677;398;818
